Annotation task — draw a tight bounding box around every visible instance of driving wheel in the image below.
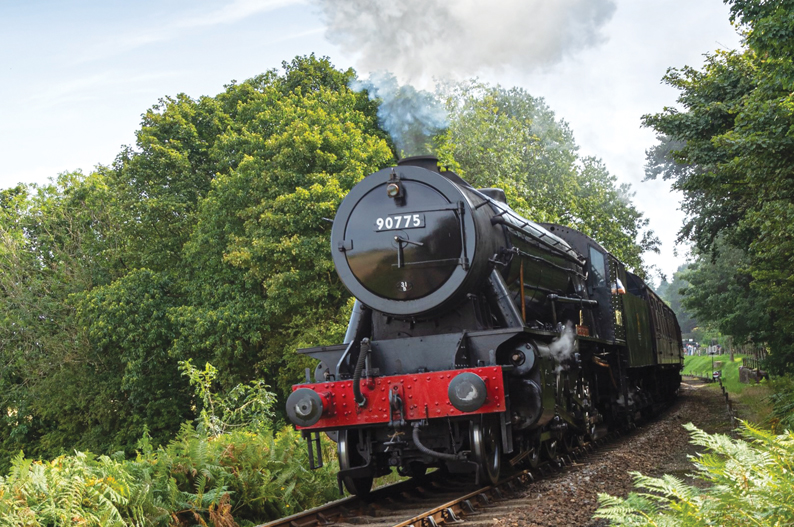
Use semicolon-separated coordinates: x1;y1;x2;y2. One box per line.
527;441;541;468
562;433;576;453
338;430;373;496
470;416;501;485
543;438;558;460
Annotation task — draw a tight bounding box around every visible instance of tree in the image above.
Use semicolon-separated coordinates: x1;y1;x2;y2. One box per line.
436;82;658;274
642;49;758;254
0;173;133;459
680;240;770;347
0;55;394;464
642;0;794;372
656;264;698;337
97;54;393;422
168;55;393;404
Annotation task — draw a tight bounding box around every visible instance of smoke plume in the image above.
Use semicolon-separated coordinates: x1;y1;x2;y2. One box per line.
352;71;447;156
313;0;616;85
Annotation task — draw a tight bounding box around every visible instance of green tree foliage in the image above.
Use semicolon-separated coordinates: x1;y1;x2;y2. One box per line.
0;173;134;459
0;55;393;465
437;82;659;274
643;0;794;372
656;264;697;335
168;56;393;403
595;422;794;526
680;239;771;346
0;54;659;469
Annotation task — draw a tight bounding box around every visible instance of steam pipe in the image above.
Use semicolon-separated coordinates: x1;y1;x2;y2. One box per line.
412;422;467;461
337;301;372;379
353;338;370;407
486;269;524;328
547;294;598;307
344;300;368;343
520;261;526;322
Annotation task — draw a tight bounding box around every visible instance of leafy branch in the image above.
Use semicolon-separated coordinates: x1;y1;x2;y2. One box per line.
178;359;276;437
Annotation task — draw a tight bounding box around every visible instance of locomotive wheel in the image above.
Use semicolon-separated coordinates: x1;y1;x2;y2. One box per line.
561;433;576;453
527;444;541;468
338;430;373;496
470;416;501;485
584;409;599;441
409;461;428;479
543;438;558;460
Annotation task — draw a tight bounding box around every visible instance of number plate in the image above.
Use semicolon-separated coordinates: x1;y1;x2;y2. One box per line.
374;213;425;231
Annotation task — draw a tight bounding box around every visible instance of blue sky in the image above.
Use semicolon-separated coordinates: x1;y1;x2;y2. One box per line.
1;0;323;185
0;0;742;279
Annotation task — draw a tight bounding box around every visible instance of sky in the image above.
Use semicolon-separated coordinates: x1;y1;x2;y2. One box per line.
0;0;743;280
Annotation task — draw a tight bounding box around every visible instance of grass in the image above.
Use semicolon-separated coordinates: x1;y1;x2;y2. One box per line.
683;354;773;424
682;354;757;393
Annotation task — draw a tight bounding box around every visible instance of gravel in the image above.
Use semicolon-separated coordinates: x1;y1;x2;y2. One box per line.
493;379;733;527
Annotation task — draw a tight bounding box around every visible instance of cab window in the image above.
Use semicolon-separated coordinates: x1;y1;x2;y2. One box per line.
588;247;606;288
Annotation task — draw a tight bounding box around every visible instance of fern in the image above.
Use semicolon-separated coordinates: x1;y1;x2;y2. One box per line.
0;450;135;526
595;421;794;526
0;367;341;526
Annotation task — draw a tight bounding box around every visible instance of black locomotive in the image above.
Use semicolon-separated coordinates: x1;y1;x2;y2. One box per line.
286;156;683;495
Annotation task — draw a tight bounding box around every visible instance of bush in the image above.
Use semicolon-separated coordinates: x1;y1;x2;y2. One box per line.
0;361;341;526
594;422;794;526
0;451;137;526
768;375;794;433
0;426;339;526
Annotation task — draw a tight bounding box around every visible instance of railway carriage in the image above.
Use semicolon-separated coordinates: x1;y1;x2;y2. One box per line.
286;156;683;495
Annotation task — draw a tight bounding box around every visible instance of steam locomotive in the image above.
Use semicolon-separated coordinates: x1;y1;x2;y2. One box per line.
286;156;682;495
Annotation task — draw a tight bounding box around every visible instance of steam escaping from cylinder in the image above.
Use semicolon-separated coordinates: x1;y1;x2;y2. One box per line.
351;72;447;156
313;0;617;85
536;322;577;368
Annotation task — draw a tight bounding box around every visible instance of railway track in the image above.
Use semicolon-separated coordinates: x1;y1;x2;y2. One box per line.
258;431;625;527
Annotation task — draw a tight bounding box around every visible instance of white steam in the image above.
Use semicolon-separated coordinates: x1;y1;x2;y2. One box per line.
313;0;616;85
537;322;578;370
352;71;447;156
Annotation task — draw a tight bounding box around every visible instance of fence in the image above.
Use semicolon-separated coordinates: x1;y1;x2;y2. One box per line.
742;356;762;370
717;376;738;432
681;372;738;433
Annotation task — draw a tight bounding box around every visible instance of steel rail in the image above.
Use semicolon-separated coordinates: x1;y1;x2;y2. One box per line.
257;431;624;527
